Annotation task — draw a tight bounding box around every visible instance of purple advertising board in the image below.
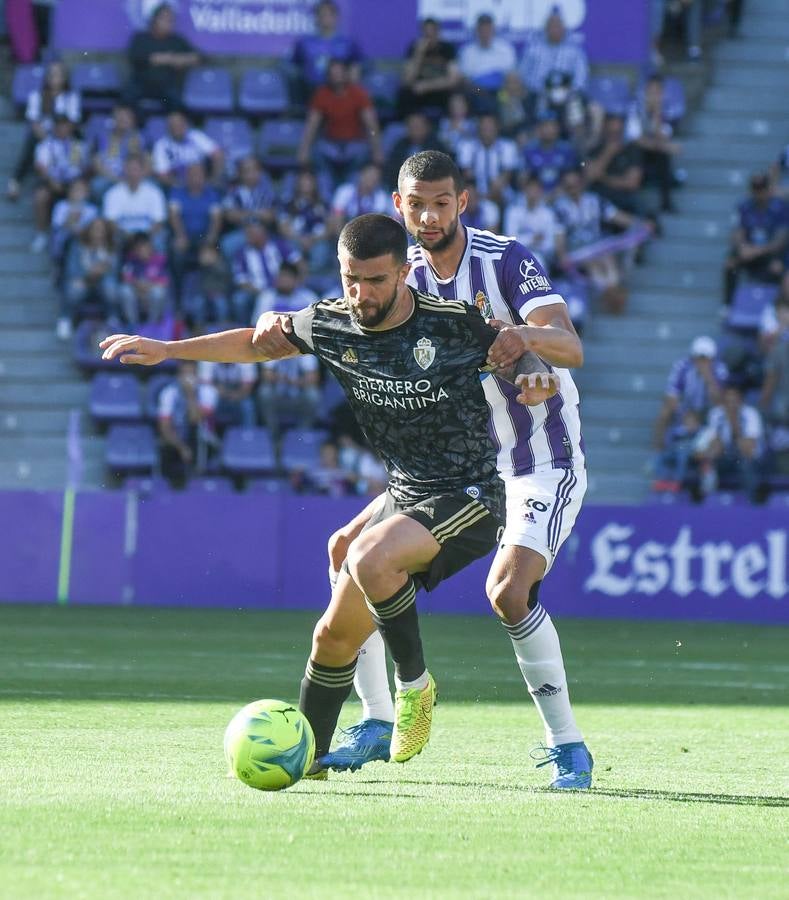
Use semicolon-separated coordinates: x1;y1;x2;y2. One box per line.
0;490;786;624
53;0;649;65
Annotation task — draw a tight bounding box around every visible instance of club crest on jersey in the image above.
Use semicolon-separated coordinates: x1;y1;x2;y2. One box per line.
475;290;493;319
518;257;552;295
341;348;358;364
413;337;436;370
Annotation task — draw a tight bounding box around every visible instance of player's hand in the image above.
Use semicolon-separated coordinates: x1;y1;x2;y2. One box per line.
99;334;168;366
487;325;531;370
252;312;299;359
514;372;560;406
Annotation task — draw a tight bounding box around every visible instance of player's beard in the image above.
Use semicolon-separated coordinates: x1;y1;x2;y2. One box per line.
414;213;460;253
349;284;399;329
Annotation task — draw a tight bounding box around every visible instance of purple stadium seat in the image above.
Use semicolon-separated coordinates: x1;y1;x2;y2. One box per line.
554;278;590;331
84;113;113;149
89;373;144;423
124;475;171;494
12;64;44;110
704;491;751;508
71;62;121;111
280;428;329;471
106;424;158;473
221;427;277;475
765;490;789;508
238;68;290;116
727;282;778;331
588;76;632;116
258;119;305;171
183;67;234;115
183;477;235;494
661;77;686;124
363;68;400;120
204;117;255;166
74;320;124;372
143;115;168;147
246;478;294;494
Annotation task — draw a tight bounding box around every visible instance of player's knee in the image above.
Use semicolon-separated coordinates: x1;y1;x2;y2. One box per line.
486;572;539;624
346;533;386;591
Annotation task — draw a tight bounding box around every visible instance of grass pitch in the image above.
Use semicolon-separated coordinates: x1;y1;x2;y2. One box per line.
1;604;787;899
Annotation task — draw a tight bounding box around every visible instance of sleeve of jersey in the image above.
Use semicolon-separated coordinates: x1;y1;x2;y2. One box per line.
284;306;316;356
463;305;498;365
499;240;566;322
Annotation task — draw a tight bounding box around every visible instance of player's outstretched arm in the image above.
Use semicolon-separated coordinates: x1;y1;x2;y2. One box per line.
99;328;285;366
491;350;560;406
487;304;583;370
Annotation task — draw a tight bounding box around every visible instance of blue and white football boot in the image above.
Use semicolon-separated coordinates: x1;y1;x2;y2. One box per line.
319;718;393;772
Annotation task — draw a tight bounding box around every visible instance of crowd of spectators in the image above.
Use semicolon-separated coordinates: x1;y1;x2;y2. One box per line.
7;1;697;490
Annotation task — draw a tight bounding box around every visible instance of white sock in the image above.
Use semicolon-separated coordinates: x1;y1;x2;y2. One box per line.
394;669;429;692
328;566;339;591
503;603;583;747
354;631;395;721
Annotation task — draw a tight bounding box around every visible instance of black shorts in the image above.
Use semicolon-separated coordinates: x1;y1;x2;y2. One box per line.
362;485;504;592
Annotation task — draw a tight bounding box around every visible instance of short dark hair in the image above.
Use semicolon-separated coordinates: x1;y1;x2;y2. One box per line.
338;214;408;265
397;150;464;195
278;261;300;278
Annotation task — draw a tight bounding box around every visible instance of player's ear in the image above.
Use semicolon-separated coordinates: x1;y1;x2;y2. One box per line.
392;191;403;215
457;189;469;216
398;262;411;286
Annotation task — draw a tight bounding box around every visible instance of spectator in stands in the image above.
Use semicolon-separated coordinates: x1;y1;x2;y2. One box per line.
397;17;461;118
654;0;704;61
117;232;169;325
102;154;167;248
277;171;332;273
522;112;579;196
168;162;223;285
8;59;80;201
59;217;117;340
251;262;318;323
760;275;789;352
584;113;645;216
198;360;257;429
126;2;199;112
457;13;517;111
695;384;766;503
438;91;477;156
329;163;390;235
652;336;728;487
301;441;355;497
723;173;787;306
181;242;232;327
31;114;89;252
457;113;518;203
496;71;535;140
384;112;447;190
157;360;213;488
220;156;277;260
355;447;388;496
91;103;146;199
291;0;363;98
231;221;301;324
554;168;638;313
152;110;223;189
630;74;682;213
769;142;789;196
760;297;789;473
258;356;321;438
535;69;594;149
461;177;500;231
504;175;561;270
298;58;383;184
519;9;589;97
50;176;97;268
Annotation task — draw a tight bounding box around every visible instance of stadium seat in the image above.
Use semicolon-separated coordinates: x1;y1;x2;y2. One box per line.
183;66;235;115
204;117;255;167
124;475;171;494
221;427;277;475
280;428;329;471
258;119;305;171
84;113;114;149
105;423;158;473
89;373;144;423
183;477;236;494
554;278;590;333
726;282;779;332
588;76;632;116
363;68;400;121
143;115;168;147
238;68;290;116
661;76;686;124
71;62;122;111
12;64;44;111
245;478;294;494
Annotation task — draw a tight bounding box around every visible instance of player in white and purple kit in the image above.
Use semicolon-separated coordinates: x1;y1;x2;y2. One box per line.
322;151;592;788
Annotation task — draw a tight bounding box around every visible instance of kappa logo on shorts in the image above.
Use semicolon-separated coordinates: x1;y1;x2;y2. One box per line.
413;505;434;519
525;498;550;513
413;337;436;370
464;485;481;500
341;348;358;364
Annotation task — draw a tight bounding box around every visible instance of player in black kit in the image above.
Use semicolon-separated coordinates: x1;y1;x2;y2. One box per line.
99;214;558;771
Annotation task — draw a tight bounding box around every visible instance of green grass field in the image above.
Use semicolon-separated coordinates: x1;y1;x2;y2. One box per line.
1;604;787;899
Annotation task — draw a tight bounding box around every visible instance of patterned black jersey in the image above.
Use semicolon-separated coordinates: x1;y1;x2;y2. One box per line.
287;289;503;507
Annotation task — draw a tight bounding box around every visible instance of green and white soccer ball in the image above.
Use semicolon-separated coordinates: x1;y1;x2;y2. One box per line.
224;699;315;791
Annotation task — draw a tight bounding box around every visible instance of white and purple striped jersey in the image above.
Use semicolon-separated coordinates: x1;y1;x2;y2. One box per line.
406;226;585;479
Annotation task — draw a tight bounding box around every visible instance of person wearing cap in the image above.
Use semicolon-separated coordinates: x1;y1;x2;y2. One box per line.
535;69;592;147
723;173;787;306
457;13;517;110
652;336;728;487
518;8;589;96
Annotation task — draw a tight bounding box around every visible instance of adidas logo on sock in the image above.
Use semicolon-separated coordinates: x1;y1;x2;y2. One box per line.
530;683;562;696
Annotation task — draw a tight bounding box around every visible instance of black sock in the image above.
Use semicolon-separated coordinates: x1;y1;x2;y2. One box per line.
299;658;357;758
366;576;425;683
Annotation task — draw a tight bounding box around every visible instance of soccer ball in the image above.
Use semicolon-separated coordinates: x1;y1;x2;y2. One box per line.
224;699;315;791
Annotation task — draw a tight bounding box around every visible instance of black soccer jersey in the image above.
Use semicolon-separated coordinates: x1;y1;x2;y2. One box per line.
287;289;503;506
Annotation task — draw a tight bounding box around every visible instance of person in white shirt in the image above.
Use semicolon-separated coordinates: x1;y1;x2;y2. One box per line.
457;13;516;106
518;9;589;96
197;360;257;429
103;154;167;247
456;113;518;202
504;175;562;270
329;163;390;236
251;262;318;323
151;110;223;188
